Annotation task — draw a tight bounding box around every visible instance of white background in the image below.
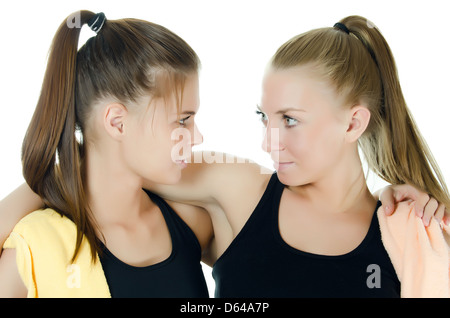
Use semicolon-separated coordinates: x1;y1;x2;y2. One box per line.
1;0;449;296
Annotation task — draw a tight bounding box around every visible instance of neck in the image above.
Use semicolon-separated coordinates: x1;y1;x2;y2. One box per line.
289;149;376;215
84;143;151;228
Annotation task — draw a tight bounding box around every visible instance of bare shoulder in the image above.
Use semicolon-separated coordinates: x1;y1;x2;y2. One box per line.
0;248;27;297
194;152;271;202
203;155;272;236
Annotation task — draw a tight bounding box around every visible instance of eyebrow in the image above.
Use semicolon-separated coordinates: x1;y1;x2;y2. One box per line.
256;105;306;114
276;107;307;114
180;111;196;116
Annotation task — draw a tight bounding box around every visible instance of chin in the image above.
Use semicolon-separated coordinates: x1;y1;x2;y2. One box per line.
276;170;308;187
163;171;182;185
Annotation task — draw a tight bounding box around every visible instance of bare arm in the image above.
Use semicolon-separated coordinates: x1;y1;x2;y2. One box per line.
143;152;270;234
0;249;27;297
0;183;44;253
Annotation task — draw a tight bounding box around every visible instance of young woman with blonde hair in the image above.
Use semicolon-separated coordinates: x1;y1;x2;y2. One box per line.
210;15;450;297
150;15;450;297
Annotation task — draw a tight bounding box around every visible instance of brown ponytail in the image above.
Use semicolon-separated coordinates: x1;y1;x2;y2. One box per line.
271;15;450;209
22;11;98;263
21;10;200;262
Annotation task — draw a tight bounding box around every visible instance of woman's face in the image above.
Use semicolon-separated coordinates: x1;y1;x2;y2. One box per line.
258;66;351;187
122;73;202;185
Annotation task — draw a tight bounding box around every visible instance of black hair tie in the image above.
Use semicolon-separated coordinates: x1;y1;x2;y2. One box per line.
333;22;350;34
88;12;106;33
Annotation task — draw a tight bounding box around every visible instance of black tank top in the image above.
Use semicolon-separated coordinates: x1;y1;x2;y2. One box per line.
99;191;209;298
212;173;400;297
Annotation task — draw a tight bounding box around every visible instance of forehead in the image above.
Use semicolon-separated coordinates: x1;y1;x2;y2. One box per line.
167;73;200;115
181;73;200;110
261;67;342;113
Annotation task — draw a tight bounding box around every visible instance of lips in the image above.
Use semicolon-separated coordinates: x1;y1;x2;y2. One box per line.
175;159;188;169
273;161;294;171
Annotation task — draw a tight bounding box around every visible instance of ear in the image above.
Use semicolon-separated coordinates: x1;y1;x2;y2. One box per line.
103;103;128;140
345;105;371;143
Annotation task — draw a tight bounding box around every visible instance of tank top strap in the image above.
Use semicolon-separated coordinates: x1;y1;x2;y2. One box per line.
144;190;202;256
241;172;285;231
269;173;286;211
256;172;285;219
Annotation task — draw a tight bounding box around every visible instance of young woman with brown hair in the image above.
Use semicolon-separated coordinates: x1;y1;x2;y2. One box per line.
0;10;211;297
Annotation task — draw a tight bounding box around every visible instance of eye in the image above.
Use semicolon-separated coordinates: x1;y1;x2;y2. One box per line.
178;115;192;127
256;110;268;125
283;115;298;127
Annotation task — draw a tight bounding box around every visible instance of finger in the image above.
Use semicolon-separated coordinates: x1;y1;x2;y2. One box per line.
412;191;431;218
443;208;450;226
392;184;427;217
379;186;395;215
392;184;422;202
433;203;446;224
422;197;438;227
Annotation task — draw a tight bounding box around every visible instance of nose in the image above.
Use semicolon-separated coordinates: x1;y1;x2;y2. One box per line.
261;126;281;153
191;123;203;147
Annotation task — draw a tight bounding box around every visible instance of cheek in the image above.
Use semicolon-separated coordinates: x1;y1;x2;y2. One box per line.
314;124;343;151
283;131;305;158
146;125;179;167
288;122;345;166
124;124;181;183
